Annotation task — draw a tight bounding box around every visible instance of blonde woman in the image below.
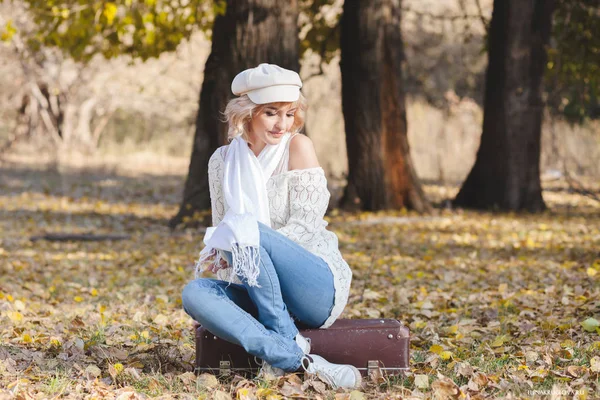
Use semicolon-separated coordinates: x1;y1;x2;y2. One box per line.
182;64;358;389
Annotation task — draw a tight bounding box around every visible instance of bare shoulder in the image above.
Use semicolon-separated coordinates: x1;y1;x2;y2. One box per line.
288;134;320;170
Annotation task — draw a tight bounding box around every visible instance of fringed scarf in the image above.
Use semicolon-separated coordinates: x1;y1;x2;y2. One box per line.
195;133;291;286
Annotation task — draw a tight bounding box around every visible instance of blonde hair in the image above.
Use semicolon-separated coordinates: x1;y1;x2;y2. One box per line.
222;93;308;143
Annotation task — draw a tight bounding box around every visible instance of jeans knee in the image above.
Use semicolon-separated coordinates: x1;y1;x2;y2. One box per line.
182;279;217;313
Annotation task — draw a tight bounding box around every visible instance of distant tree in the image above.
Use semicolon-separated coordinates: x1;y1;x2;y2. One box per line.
545;0;599;122
339;0;429;211
169;0;300;227
453;0;555;211
0;0;221;152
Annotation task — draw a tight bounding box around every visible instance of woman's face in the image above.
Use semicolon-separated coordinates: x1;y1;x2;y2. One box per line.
248;103;296;151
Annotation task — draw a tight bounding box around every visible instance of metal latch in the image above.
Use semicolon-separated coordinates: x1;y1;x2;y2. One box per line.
368;360;382;375
219;360;231;376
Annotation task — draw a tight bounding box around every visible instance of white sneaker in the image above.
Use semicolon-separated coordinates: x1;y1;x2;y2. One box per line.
295;333;311;354
301;354;362;389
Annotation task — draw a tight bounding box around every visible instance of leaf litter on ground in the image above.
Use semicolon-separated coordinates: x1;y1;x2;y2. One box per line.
0;166;599;399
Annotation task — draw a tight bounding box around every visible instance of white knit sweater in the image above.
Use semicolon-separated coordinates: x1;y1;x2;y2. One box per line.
206;142;352;328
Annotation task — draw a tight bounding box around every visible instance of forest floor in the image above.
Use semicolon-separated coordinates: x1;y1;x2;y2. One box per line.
0;161;599;399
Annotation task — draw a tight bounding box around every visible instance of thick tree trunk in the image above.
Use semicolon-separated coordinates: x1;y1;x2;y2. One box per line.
170;0;299;228
453;0;554;211
339;0;429;212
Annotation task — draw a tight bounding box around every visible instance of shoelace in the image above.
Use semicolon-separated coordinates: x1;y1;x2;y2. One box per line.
301;356;339;388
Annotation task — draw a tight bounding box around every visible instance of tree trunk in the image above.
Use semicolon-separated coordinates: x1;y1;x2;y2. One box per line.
339;0;429;212
169;0;299;228
453;0;554;211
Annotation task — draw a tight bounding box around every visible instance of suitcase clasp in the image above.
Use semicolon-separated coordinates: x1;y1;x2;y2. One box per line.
219;360;231;376
367;360;383;378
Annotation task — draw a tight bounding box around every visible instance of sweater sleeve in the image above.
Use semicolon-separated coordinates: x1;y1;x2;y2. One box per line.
276;168;331;245
208;147;228;226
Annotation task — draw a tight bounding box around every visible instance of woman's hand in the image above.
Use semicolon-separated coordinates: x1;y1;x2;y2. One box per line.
207;254;229;273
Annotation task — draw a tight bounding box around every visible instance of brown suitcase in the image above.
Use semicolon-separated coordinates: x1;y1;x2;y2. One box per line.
195;319;409;377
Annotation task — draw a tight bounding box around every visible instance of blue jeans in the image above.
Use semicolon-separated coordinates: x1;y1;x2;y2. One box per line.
182;222;335;371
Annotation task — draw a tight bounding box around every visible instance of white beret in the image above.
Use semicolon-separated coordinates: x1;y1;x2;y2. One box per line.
231;63;302;104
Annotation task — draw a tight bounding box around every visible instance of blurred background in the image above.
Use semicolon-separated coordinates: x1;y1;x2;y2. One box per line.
0;0;598;206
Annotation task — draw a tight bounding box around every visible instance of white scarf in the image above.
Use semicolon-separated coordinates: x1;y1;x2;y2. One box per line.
196;133;291;286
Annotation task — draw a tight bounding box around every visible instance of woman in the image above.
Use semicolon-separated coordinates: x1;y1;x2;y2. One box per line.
182;63;358;389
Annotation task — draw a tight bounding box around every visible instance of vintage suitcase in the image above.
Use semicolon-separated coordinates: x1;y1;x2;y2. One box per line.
195;318;409;377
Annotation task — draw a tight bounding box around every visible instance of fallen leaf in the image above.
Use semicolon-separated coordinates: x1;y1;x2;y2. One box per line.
415;374;429;389
590;356;600;373
432;375;460;399
213;390;233;400
84;364;102;379
581;317;600;332
349;391;365;400
280;382;304;397
429;344;444;354
197;373;219;388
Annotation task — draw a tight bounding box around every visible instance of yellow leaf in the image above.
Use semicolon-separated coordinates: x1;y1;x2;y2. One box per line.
491;334;511;347
7;311;23;322
256;388;274;398
140;330;150;339
587;267;597;277
414;321;427;329
22;333;32;343
561;339;575;348
103;3;118;25
237;388;249;399
1;20;17;42
155;295;169;304
440;351;453;360
429;344;444;354
446;325;459;335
